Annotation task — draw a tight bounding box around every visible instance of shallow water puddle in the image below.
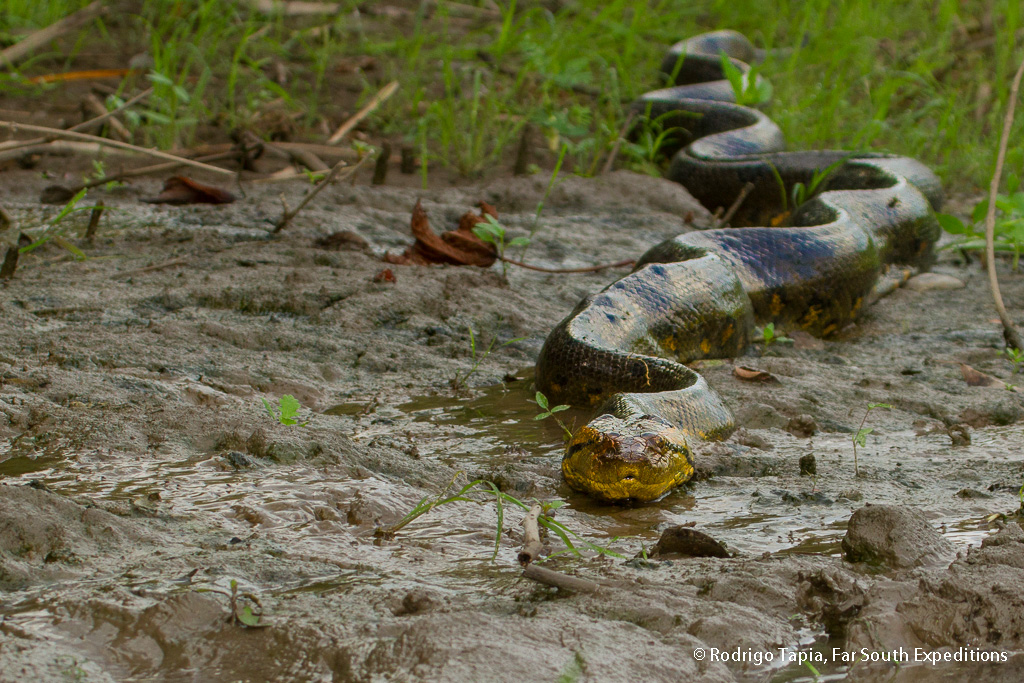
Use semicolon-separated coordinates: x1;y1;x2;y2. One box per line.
2;383;1019;574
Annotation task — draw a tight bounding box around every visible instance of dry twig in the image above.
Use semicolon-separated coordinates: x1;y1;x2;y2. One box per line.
714;181;755;228
0;121;233;176
984;55;1024;351
273;154;372;233
327;81;399;144
0;88;152;154
600;111;636;175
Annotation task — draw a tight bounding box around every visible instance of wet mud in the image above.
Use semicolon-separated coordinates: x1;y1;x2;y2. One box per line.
2;168;1024;681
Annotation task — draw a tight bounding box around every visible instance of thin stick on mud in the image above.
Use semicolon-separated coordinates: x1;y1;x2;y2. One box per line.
273;154;372;233
499;256;634;274
0;88;153;154
600;111;637;175
0;0;108;66
0;121;234;176
327;81;399;145
517;504;544;566
522;564;600;593
715;181;755;228
984;55;1024;351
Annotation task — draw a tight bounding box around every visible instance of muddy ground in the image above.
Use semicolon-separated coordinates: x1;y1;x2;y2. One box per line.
2;166;1024;682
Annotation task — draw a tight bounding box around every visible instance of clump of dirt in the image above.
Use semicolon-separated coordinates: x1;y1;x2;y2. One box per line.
1;168;1024;681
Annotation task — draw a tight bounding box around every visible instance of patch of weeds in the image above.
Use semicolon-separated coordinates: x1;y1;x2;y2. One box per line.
450;327;525;393
557;651;587;683
472;214;529;276
720;51;772;107
533;391;573;440
198;579;267;628
756;322;793;347
261;394;309;427
1003;348;1024;373
852;402;893;476
938;192;1024;271
378;472;624;562
19;189;101;263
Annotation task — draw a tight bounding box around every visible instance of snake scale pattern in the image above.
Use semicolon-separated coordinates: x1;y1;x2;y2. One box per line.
535;31;943;503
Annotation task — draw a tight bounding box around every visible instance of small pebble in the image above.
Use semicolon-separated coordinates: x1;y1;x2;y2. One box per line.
905;273;965;292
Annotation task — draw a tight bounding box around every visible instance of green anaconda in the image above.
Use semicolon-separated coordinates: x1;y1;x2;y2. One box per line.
535;31;943;503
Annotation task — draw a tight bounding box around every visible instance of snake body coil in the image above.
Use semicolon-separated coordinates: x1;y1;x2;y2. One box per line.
535;31;943;503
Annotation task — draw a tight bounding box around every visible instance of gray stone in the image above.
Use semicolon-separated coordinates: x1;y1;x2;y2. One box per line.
842;504;955;569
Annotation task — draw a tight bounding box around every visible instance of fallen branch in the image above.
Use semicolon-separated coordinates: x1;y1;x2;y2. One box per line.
517;504;544;566
273;154;372;233
521;564;600;593
984;54;1024;351
499;256;634;274
0;121;233;176
0;0;108;67
327;81;399;144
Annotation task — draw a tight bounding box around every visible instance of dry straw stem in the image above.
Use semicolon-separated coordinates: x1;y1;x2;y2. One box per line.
273;154;372;232
0;121;233;176
985;54;1024;351
328;81;399;144
0;88;152;154
499;256;634;274
0;0;109;66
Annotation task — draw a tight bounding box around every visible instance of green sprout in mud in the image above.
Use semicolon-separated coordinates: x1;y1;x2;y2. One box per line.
756;322;792;347
803;660;822;681
534;391;573;440
472;214;530;276
852;402;893;476
1003;347;1024;374
378;472;623;562
450;327;525;393
261;394;308;426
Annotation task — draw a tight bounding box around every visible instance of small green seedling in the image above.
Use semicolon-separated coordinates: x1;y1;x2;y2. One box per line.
472;214;530;276
261;394;308;426
804;660;822;680
1003;347;1023;374
450;327;525;392
757;322;793;346
19;189;97;261
852;402;893;475
719;51;772;107
533;391;573;439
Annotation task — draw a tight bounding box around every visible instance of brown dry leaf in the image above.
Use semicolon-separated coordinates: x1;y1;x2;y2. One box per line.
383;200;497;267
142;176;236;205
733;365;779;383
960;363;1007;388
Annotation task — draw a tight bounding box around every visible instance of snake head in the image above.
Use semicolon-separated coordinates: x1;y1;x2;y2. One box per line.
561;413;694;503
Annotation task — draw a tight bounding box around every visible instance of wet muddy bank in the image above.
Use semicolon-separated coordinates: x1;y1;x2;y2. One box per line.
2;169;1024;681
